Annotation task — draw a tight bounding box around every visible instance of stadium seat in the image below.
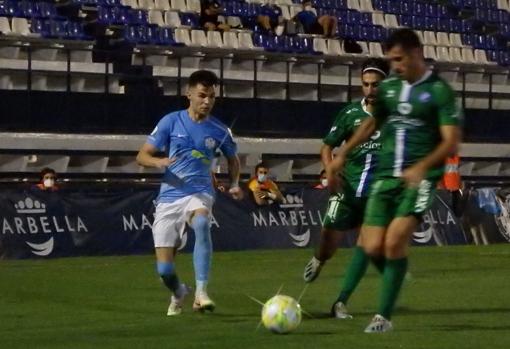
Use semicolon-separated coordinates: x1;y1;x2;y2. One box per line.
359;0;373;11
179;12;199;28
12;17;31;36
223;31;239;49
372;12;385;27
130;9;149;25
124;0;139;9
347;0;361;11
450;33;463;47
474;49;491;64
436;32;451;46
497;0;509;11
164;11;181;27
19;1;37;18
148;10;165;26
170;0;187;12
139;0;156;9
154;0;171;11
239;31;258;49
369;42;383;57
186;0;201;13
0;16;11;35
384;14;399;28
190;29;207;47
436;46;451;62
423;45;437;60
206;30;223;48
174;27;191;45
313;37;328;54
423;31;437;45
461;47;476;63
327;38;343;55
449;47;463;62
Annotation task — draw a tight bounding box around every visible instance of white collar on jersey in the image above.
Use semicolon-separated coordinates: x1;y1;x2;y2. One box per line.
361;98;372;116
404;69;433;87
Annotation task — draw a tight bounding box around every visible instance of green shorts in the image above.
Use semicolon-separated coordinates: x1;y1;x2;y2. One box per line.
363;178;435;227
322;192;368;231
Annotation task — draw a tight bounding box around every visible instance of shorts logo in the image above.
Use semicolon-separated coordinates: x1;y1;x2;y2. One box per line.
397;102;413;115
204;137;216;150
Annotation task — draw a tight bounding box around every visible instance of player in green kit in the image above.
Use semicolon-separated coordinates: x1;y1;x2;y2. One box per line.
327;28;462;332
303;58;390;318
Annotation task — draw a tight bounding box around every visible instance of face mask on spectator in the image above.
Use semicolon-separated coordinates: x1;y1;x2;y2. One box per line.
321;179;328;187
43;179;55;188
257;174;267;182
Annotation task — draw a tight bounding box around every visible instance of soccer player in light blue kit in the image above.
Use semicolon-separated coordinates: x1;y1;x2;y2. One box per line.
136;70;243;316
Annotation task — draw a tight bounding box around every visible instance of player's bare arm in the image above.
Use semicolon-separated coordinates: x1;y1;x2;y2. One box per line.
326;117;376;192
320;144;334;168
402;125;462;187
227;155;243;200
136;143;177;169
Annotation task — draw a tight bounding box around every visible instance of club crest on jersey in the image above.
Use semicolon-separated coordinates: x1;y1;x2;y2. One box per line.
204;137;216;149
354;119;362;126
419;92;431;102
397;102;413;115
386;90;396;98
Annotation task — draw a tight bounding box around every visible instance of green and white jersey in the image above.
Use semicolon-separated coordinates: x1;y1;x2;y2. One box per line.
372;71;462;181
323;99;382;198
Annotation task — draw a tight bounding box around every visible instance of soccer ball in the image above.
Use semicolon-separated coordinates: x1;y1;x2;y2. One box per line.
261;295;302;334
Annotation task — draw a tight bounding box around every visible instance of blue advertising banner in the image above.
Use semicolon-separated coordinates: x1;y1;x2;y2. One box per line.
0;185;506;259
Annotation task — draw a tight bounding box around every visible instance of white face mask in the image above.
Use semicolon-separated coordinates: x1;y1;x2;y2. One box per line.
304;5;312;11
257;174;267;183
43;179;55;188
321;179;328;187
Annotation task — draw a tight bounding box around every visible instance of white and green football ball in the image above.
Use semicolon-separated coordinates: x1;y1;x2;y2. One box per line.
261;295;302;334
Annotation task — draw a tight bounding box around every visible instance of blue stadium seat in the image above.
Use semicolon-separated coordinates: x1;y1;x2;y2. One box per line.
2;1;21;17
48;20;68;39
500;23;510;38
359;12;372;26
475;9;488;22
341;24;355;40
498;9;509;23
130;9;148;25
373;25;387;42
473;34;487;49
447;18;461;32
346;10;360;25
437;5;449;18
425;17;439;31
461;19;473;33
67;21;91;40
425;3;437;18
358;25;373;42
37;2;59;19
101;0;123;5
335;9;348;23
497;51;510;66
400;1;411;15
461;33;475;46
30;17;47;36
398;15;412;28
487;49;498;62
412;16;425;30
333;0;347;9
179;12;199;28
124;25;148;44
412;2;425;17
388;1;399;14
372;0;386;12
18;1;37;18
463;0;476;8
449;0;463;9
111;6;130;25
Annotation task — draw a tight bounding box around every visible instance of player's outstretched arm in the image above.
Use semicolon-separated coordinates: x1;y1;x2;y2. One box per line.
326;117;376;192
402;125;462;187
136;143;175;169
227;155;243;200
320;144;334;169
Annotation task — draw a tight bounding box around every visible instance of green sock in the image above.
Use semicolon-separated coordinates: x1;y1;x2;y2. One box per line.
337;247;370;304
378;257;408;320
371;256;386;274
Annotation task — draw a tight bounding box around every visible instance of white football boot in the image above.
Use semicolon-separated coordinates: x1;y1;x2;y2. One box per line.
364;314;393;333
331;301;353;319
193;292;216;312
167;283;191;316
303;256;324;283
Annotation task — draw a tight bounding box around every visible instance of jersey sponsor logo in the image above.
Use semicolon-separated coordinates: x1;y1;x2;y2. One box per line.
354;119;362;126
191;150;211;164
370;130;381;140
386;90;396;98
419;92;431;102
204;137;217;150
388;115;425;128
397;102;413;115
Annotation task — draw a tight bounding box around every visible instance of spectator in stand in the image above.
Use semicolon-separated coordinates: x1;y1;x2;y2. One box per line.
200;0;230;31
248;162;284;206
314;170;328;189
32;167;59;191
295;0;337;37
257;0;284;35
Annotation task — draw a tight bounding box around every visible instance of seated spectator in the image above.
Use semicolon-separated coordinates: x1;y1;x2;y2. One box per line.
258;1;284;35
313;170;328;189
295;0;337;37
200;0;230;31
248;162;284;206
32;167;59;191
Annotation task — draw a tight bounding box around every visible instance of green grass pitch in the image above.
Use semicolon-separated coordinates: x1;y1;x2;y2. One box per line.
1;245;510;349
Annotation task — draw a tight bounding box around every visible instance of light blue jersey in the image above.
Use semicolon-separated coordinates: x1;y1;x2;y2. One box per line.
147;109;237;203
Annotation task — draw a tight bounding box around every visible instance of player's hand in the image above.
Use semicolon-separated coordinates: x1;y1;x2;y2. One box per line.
229;186;244;200
254;190;266;200
217;185;226;192
155;157;176;169
402;163;427;188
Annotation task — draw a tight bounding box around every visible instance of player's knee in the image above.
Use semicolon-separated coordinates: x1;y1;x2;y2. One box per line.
384;237;406;258
156;261;175;277
363;241;383;257
192;215;211;243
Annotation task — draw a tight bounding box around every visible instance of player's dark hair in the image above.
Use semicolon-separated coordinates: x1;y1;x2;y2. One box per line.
255;162;268;174
188;70;219;88
39;167;56;181
361;58;390;79
385;28;422;52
